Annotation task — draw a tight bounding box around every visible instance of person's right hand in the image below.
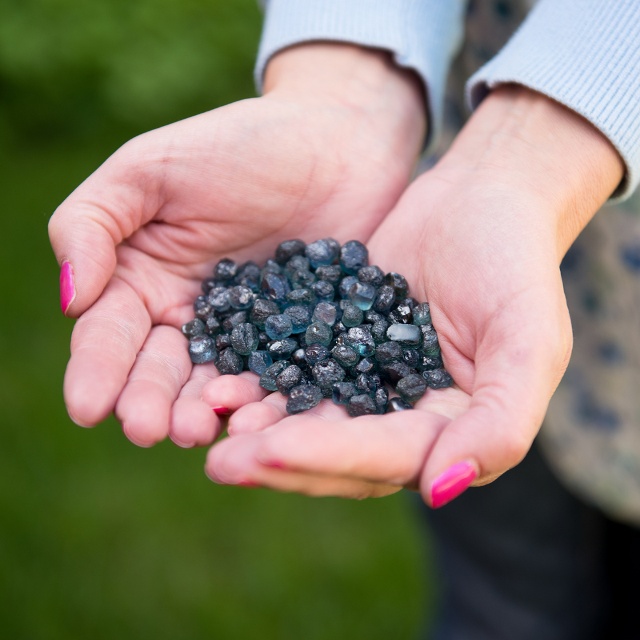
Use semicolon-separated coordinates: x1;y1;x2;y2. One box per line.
48;43;426;448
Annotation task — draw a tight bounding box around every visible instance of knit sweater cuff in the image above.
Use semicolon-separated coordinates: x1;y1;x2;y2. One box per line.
256;0;466;150
467;0;640;201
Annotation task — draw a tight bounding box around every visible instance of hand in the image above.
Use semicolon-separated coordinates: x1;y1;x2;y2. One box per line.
49;44;425;447
204;86;624;506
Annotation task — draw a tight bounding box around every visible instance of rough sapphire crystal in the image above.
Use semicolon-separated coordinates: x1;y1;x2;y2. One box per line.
185;238;453;415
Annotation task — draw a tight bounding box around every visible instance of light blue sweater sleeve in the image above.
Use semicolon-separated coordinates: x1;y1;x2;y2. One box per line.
467;0;640;200
255;0;467;149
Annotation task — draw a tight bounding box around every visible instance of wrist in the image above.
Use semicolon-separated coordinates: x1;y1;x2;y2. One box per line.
438;85;624;258
263;43;427;158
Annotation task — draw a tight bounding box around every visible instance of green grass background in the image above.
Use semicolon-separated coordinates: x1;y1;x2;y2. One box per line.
0;2;436;637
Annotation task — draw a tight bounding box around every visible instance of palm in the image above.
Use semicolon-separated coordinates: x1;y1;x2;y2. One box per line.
50;94;416;446
205;168;572;503
118;97;409;325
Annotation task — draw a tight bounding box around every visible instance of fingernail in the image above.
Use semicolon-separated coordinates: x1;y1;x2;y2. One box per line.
60;261;76;315
170;436;194;449
237;480;259;488
260;460;286;470
212;406;232;416
431;461;477;508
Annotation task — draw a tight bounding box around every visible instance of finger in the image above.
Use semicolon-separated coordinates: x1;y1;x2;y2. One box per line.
260;411;448;486
421;292;572;507
49;139;161;317
114;324;191;447
170;362;224;448
63;277;151;427
213;401;452;487
201;372;269;415
206;435;400;499
227;390;343;435
226;395;288;436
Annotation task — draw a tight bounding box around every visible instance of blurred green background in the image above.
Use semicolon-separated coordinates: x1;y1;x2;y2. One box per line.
0;1;435;638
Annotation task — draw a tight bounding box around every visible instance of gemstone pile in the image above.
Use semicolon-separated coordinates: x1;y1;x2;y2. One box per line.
183;239;453;416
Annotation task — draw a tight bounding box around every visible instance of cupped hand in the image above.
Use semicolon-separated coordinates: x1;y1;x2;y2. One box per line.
204;167;570;504
48;44;425;447
205;86;623;506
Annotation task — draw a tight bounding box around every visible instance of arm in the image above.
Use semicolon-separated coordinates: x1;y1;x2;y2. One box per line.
258;0;468;149
468;0;640;200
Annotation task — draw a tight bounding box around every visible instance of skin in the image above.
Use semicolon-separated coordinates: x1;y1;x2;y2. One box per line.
50;43;623;506
49;44;425;447
204;84;624;504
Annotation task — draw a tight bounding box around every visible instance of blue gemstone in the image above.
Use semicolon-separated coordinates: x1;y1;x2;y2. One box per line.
276;365;304;396
348;281;376;311
284;254;311;274
331;344;359;368
312;301;340;326
338;275;359;299
345;327;375;357
230;323;260;355
284;305;312;334
332;382;358;405
286;288;316;306
315;264;342;284
250;298;281;329
286;384;323;414
312;358;346;389
305;344;330;365
310;280;335;301
420;326;440;355
267;337;298;360
260;272;291;302
235;261;261;291
340;240;369;275
422;368;453;389
188;335;217;364
357;265;385;286
275;239;306;265
207;287;231;313
412;303;431;325
387;323;422;346
265;314;293;340
305;238;340;268
216;348;243;375
260;361;289;391
213;258;238;282
372;285;395;313
228;285;255;310
374;387;389;413
346;394;377;417
386;397;413;412
341;302;364;328
383;272;409;300
305;321;333;347
248;350;274;375
396;374;427;403
182;318;205;338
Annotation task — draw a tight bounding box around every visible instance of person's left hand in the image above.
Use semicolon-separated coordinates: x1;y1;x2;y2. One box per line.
204;86;624;507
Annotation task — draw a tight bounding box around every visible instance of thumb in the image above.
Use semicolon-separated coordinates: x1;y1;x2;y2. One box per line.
421;292;572;508
48;141;160;316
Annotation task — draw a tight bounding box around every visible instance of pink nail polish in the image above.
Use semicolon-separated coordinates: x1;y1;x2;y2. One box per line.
261;460;286;470
237;480;259;488
431;461;477;508
212;406;232;416
60;261;76;315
